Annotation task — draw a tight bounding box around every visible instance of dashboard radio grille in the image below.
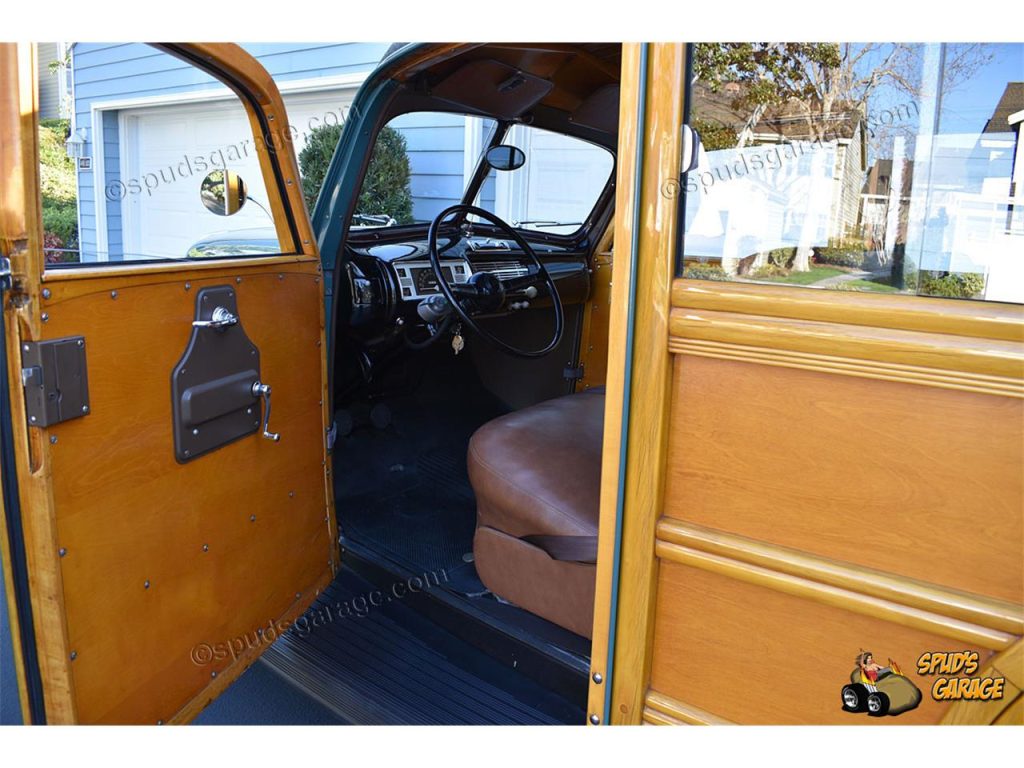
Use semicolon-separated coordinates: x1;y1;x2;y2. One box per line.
471;260;529;281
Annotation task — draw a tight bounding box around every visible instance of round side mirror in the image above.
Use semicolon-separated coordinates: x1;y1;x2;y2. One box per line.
484;144;526;172
200;170;248;216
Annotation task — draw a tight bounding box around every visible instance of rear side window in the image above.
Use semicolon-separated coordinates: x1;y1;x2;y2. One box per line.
679;42;1023;304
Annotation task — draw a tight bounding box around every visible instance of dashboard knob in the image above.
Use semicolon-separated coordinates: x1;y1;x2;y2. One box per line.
524;285;538;299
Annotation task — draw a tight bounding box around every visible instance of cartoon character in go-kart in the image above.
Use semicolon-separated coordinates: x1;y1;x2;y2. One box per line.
841;650;922;717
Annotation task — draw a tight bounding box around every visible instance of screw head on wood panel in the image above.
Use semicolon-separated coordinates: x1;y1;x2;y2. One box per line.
50;435;57;444
41;313;49;322
184;282;191;291
211;671;217;678
592;672;603;684
235;277;242;284
144;580;150;589
70;651;77;661
589;714;600;725
250;514;256;522
202;544;209;552
58;547;67;557
110;290;117;299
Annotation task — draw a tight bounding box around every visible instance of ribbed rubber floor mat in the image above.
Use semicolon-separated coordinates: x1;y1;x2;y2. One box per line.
261;568;584;725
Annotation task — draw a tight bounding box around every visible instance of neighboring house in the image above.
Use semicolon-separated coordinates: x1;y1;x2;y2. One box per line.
37;42;70;120
685;82;868;273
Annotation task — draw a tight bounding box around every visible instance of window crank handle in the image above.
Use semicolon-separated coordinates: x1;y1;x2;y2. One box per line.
251;381;280;442
193;306;238;330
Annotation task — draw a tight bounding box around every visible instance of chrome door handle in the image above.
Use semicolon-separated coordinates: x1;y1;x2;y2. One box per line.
193;306;238;330
251;381;280;441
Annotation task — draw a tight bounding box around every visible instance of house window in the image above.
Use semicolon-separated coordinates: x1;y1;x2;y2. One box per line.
679;42;1024;304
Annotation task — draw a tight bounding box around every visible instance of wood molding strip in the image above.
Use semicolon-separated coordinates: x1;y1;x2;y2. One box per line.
657;519;1024;636
655;540;1018;651
669;308;1023;384
669;338;1023;398
941;640;1023;724
671;279;1024;344
644;689;735;725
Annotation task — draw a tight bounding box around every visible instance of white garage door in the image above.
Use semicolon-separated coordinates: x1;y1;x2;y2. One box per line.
119;88;356;260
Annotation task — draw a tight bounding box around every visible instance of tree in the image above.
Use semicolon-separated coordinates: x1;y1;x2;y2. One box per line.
298;123;414;224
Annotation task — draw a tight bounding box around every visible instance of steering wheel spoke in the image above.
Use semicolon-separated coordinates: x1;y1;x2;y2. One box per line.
499;269;540;292
427;204;564;358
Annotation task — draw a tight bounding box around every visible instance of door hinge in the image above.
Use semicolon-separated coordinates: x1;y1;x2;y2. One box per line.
21;337;91;428
563;363;585;381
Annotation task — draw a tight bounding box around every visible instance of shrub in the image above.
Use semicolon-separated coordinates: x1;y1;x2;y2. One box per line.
299;123;413;224
682;262;729;281
766;247;796;269
751;263;790;278
917;271;986;299
38;119;78;252
813;243;865;269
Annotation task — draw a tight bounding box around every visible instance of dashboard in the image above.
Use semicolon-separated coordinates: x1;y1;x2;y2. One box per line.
341;233;591;329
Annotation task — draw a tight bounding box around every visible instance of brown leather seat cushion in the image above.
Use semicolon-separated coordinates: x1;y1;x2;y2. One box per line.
468;387;604;638
468;387;605;539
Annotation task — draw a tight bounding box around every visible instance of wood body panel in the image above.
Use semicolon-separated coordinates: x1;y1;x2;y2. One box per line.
663;354;1023;605
649;562;996;725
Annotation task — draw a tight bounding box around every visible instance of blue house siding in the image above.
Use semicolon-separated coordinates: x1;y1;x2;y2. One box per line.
69;43;483;260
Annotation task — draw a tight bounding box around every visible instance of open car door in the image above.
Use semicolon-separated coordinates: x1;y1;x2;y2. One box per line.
0;43;335;724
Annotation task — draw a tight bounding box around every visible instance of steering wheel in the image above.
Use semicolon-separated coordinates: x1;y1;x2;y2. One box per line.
427;204;563;359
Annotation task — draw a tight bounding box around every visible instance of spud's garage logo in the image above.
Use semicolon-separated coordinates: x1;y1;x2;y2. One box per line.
917;651;1006;702
841;650;922;717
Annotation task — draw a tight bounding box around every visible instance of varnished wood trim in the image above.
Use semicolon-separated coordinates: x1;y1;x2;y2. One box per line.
669;338;1023;398
655;540;1018;651
588;43;684;726
994;695;1023;725
644;690;734;725
670;308;1023;387
0;42;77;723
942;640;1023;725
672;279;1024;344
43;254;317;283
657;519;1024;636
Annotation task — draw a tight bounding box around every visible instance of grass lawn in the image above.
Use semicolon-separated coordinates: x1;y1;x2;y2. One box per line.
839;277;901;293
755;266;846;285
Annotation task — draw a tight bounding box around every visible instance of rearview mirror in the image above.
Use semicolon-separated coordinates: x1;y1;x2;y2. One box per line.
200;170;248;216
484;145;526;172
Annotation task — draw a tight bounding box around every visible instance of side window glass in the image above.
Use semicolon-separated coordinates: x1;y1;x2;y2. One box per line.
41;43;283;265
680;43;1023;304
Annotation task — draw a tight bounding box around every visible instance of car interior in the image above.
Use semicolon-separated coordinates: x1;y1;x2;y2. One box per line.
314;43;622;714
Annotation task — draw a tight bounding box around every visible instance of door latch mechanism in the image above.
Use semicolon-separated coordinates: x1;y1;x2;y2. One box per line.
251;381;280;441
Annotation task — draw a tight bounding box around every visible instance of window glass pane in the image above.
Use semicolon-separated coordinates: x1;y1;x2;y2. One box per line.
350;113;614;235
681;43;1023;303
349;112;497;229
43;43;281;265
472;124;615;235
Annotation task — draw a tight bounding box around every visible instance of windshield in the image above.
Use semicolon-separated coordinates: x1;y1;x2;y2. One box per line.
349;112;614;235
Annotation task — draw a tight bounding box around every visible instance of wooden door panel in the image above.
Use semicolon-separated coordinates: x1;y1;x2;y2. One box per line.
40;262;333;724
